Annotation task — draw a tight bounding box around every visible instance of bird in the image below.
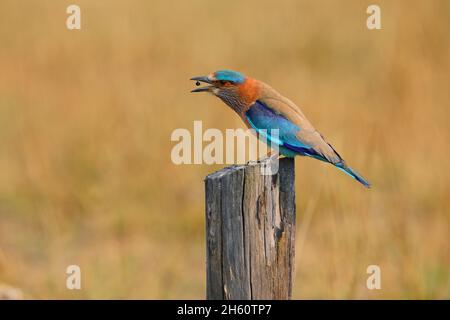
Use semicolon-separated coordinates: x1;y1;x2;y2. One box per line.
191;70;370;188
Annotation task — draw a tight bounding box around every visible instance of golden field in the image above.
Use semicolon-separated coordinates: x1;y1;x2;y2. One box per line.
0;0;448;299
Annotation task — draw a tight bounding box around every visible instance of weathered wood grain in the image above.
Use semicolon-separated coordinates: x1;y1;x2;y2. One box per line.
205;158;296;300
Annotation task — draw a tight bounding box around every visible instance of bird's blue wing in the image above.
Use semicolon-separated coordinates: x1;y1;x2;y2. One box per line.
245;100;370;187
245;100;325;159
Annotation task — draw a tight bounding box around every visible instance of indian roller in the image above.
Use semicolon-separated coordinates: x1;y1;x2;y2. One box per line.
191;70;371;188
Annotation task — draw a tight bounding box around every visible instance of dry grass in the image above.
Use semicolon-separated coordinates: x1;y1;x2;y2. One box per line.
0;0;448;299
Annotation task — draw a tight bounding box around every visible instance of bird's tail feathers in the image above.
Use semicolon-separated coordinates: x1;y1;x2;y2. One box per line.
336;164;371;188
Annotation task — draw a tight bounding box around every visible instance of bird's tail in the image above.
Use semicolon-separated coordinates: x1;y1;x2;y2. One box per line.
336;164;371;188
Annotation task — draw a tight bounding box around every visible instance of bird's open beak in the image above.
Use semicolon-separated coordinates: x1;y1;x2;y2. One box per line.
190;76;213;93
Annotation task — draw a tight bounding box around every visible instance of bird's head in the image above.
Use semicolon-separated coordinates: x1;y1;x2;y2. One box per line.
191;70;258;110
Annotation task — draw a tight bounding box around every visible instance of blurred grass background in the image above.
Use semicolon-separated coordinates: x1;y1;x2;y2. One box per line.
0;0;449;299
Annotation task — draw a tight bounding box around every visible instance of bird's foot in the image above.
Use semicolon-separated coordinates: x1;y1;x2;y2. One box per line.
257;152;280;163
246;152;280;167
246;159;259;165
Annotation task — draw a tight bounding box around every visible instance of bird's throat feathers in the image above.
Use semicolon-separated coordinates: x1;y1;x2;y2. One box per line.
238;77;260;107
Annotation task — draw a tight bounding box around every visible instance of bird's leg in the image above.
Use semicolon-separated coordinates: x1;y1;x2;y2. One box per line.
257;150;280;163
257;151;281;176
267;151;280;162
246;150;279;165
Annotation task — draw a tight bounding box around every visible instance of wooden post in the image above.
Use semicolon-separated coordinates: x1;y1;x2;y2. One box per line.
205;157;296;300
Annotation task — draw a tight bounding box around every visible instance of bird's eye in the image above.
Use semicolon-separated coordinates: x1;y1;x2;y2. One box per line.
220;80;231;86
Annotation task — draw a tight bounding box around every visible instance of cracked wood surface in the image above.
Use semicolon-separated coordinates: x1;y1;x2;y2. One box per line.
205;158;296;300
